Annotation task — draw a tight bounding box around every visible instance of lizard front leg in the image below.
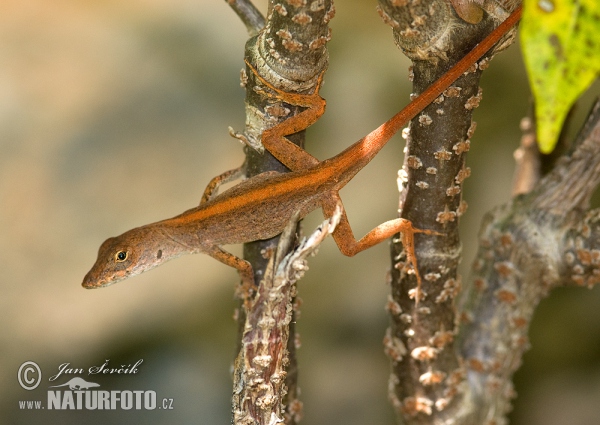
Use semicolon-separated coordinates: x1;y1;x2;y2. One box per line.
245;59;325;172
206;245;255;305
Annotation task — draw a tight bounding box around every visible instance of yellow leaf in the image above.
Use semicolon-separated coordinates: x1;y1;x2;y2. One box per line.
520;0;600;153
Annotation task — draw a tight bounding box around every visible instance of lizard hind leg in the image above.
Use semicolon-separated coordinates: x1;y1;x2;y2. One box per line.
321;195;443;304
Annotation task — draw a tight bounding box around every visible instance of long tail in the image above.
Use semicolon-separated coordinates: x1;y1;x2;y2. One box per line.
329;6;522;179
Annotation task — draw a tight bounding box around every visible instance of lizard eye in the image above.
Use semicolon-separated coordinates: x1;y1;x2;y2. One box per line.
115;250;128;262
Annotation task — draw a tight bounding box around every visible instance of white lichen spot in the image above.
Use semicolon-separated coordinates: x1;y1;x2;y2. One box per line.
411;346;439;361
467;357;485;372
402;396;434;416
419;370;446;386
282;38;303;52
425;272;441;281
408;65;414;82
404;328;415;337
292;12;312;25
408;287;427;301
400;27;421;37
435;397;450;411
591;251;600;267
511;316;528;328
416;181;429;189
385;295;403;315
419;113;433;126
309;0;325;11
444;86;462;97
436;205;456;225
240;68;248;88
446;185;461;196
383;327;408;362
415;397;434;415
435;277;461;303
274;3;288;16
426;167;438;175
474;278;487;292
464;87;484;110
409;93;418;101
309;31;331;50
265;103;291;118
495;287;518;304
433;94;445;104
464;63;478;74
269;48;281;60
407;155;423;169
376;5;400;29
275;29;292;40
453;140;471;154
436;108;444;115
455;166;471;184
430;330;454;348
467;121;478;138
577;248;592;265
478;57;490;70
457;200;468;216
401;127;410;139
434;149;452;160
253;355;272;368
397;168;409;188
494;261;515;278
418;306;431;315
324;4;336;23
399;313;412;324
565;252;575;265
286;0;306;7
412;14;427;27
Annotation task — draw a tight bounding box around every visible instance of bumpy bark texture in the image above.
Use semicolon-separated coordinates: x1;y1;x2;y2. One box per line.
377;1;521;424
457;101;600;424
227;1;333;424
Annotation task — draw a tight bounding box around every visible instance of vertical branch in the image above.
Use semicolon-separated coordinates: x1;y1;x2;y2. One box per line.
229;1;334;423
377;0;519;423
233;210;341;425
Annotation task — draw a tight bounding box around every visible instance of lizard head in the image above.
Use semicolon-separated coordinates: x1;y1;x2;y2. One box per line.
82;226;172;289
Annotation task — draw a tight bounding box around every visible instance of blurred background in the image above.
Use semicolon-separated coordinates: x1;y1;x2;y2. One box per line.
2;0;600;424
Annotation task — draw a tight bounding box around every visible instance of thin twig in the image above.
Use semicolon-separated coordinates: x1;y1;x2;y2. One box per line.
226;0;265;37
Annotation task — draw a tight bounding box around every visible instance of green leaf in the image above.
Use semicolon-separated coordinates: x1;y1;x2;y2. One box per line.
520;0;600;153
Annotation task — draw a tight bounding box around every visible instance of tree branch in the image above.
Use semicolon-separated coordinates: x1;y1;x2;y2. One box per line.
457;100;600;423
226;0;266;37
232;1;333;423
233;208;341;425
377;0;521;422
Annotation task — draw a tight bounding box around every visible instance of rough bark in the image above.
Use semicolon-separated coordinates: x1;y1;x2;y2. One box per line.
457;100;600;424
227;1;333;424
377;0;520;423
232;210;341;425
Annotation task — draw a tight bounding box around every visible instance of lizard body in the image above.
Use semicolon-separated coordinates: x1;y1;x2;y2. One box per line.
82;7;521;292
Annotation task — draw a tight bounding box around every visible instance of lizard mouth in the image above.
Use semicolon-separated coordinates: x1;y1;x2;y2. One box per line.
81;271;127;289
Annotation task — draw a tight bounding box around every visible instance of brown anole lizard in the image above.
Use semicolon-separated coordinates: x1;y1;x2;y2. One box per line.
82;7;521;294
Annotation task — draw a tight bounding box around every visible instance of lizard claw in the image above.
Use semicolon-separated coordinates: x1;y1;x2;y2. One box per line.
228;126;264;154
